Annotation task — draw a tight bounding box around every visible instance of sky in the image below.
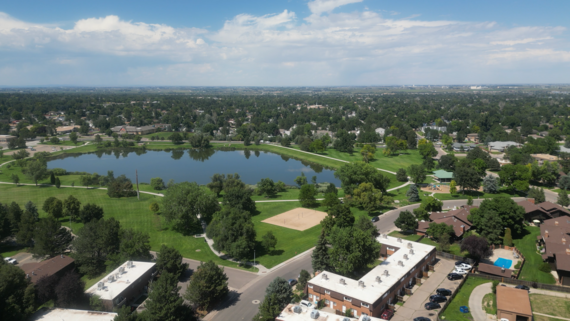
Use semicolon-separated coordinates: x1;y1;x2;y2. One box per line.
0;0;569;86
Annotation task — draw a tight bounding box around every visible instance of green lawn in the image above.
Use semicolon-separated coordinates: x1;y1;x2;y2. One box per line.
434;190;523;201
482;293;496;314
141;131;181;139
513;226;556;284
40;141;87;147
322;148;423;173
440;277;491;321
388;231;422;242
530;294;570;319
0;184;256;272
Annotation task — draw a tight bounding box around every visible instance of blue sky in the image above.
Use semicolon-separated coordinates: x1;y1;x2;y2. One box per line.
0;0;569;86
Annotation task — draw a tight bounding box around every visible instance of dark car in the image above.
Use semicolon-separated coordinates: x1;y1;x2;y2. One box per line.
371;216;380;222
424;302;441;310
379;308;394;320
447;273;463;281
288;279;298;287
413;318;431;321
515;285;530;291
436;288;452;296
429;295;447;303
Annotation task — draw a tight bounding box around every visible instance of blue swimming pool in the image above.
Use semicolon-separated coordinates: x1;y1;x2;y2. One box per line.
494;258;513;269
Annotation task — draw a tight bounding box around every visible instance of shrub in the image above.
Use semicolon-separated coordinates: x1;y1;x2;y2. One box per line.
491;280;499;294
344;309;353;317
539;262;551;273
514;261;522;270
51;168;68;176
317;299;325;309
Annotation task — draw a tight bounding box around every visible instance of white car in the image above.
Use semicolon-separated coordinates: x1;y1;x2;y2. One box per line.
300;300;313;309
453;268;469;275
455;263;472;270
3;257;17;264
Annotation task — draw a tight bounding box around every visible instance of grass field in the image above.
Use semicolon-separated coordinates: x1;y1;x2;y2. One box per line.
141;131;181;139
440;277;491;321
513;226;556;284
530;294;570;319
482;293;496;314
40;141;87;147
0;184;256;272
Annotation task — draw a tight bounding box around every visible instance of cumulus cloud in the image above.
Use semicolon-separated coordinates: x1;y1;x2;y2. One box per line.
0;2;568;86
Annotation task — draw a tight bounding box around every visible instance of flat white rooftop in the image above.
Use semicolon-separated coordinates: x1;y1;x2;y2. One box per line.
308;235;435;304
31;308;117;321
276;304;382;321
85;261;155;301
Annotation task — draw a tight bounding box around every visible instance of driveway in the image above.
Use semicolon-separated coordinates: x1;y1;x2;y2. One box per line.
469;283;493;321
11;252;43;266
392;259;458;321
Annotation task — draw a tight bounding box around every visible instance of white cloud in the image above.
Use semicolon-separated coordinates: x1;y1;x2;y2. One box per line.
308;0;363;16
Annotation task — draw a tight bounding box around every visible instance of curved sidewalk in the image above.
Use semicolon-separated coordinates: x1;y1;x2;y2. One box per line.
469;283;493;321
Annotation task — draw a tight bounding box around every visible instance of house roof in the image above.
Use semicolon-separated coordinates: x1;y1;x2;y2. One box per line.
276;304;382;321
517;200;551;217
85;261;155;301
433;170;454;179
556;254;570;272
540;218;570;259
477;263;512;277
30;308;117;321
20;255;74;284
496;286;532;316
538;201;570;216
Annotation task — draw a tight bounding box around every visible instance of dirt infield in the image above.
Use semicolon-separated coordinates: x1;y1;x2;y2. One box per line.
262;208;327;231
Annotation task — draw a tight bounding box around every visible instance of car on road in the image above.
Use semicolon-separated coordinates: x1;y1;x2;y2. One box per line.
371;216;379;222
379;308;394;320
515;285;530;291
413;317;431;321
436;288;452;296
447;273;463;280
300;300;313;309
429;295;447;303
455;261;472;270
288;279;298;287
3;257;17;264
424;302;441;310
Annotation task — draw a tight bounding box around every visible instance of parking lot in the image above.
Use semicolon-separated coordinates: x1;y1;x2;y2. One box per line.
392;259;461;321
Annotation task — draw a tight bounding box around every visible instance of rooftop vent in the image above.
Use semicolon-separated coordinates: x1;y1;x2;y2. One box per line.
108;275;115;283
383;234;388;239
407;243;413;249
403;254;409;260
321;273;328;280
398;260;404;267
397;238;403;243
339;278;346;285
310;310;320;319
97;282;104;290
343;318;351;321
293;306;302;314
119;267;125;274
375;276;382;283
358;280;365;288
127;261;133;268
383;270;389;276
410;249;415;255
362;316;371;321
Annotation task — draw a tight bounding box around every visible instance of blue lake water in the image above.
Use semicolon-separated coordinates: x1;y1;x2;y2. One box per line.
47;149;341;186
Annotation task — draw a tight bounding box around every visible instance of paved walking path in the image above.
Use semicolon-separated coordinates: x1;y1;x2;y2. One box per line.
469;283;493;321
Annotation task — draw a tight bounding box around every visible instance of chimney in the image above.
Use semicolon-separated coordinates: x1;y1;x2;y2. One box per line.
528;198;535;204
461;225;465;233
546;230;549;238
556;221;559;226
566;248;570;255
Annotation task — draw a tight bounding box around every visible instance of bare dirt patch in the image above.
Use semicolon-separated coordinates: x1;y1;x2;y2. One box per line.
262;208;327;231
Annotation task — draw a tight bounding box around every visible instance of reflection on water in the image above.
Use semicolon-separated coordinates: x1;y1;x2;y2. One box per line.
188;148;215;162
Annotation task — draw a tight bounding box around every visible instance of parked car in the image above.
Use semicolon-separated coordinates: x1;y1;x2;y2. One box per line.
380;308;394;320
371;216;379;222
3;257;17;264
429;295;447;303
515;285;530;291
453;268;469;275
413;318;431;321
455;261;472;270
299;300;313;309
424;302;441;310
288;279;298;287
436;288;452;296
447;273;463;280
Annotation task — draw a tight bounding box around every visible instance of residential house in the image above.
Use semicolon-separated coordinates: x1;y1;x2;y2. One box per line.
56;125;80;134
375;128;385;136
538;218;570;285
452;143;475;152
488;141;521;152
530;154;559;165
517;199;552;222
111;125;156;135
416;206;474;238
466;133;479;143
477;264;513;278
496;285;533;321
537;201;570;218
20;255;75;284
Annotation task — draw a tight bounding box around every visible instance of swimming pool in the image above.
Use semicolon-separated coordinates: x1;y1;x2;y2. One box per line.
494;258;513;269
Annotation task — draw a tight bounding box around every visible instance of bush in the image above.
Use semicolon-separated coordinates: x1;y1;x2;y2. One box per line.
514;261;522;270
317;299;325;309
491;280;499;294
539;262;551;273
344;309;353;317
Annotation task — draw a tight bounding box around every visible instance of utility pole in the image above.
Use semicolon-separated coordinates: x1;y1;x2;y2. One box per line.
136;169;140;200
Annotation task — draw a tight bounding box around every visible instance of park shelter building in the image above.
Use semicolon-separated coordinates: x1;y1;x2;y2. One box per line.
306;235;436;318
30;308;117;321
433;170;454;183
85;261;156;311
20;255;75;284
496;286;532;321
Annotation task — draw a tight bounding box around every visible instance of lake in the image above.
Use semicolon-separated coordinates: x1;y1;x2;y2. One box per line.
47;148;341;186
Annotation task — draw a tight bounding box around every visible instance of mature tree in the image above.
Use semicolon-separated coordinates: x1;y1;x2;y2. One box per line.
43;197;63;219
119;229;152;262
257;178;277;198
145;272;196;321
310;139;325;153
7;202;23;234
55;177;61;188
394;210;418;232
498;164;531;192
421;196;443;212
50;172;56;185
223;184;257;214
170;132;183;144
163;182;220;234
73;218;121;277
184;260;229;311
107;175;136;198
335;162;390;195
206;207;256;262
262;231;278;253
114;306;139;321
449;180;457;195
0;263;36;320
294;172;308;187
427;222;455;242
275;181;287;193
527;187;546;204
79;203;104;223
312;231;331;272
468;209;504;244
360;144;376;163
69;132;78;145
396;168;408;182
94;134;103;145
328;204;355;229
328;226;381;276
252;293;281;321
63;195;81;221
472;158;488;177
54;271;84;307
11;149;29;160
156;245;188;278
150;202;160;214
406;184;420;202
299;184;318;207
407;164;426;184
355;215;379;237
479;196;525;234
483;175;499;194
24;159;48;186
351;182;385;214
460;235;492;261
11;173;20;185
413;207;430;221
16;210;36;246
265;277;293;310
280;137;291;147
454;166;481;193
333;130;356;153
503;228;513;246
384;136;407;156
559;175;570;191
31;217;72;258
151;177;166;190
207;173;225;197
322;192;341;208
439;154;457;171
325;183;338;195
36;274;58;304
558;189;570;207
189;133;210;148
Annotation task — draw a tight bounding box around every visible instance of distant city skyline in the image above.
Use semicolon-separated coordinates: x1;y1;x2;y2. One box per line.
0;0;569;86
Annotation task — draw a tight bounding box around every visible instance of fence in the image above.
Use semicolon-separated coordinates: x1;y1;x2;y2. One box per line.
436;276;468;320
436;251;475;265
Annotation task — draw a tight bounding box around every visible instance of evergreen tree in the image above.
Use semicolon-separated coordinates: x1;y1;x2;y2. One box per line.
449;180;457;195
265;277;293;310
396;168;408;182
328;204;354;228
483;175;498;194
156;245;188;278
261;231;278;253
55;177;61;188
467;196;474;205
31;216;72;258
252;294;281;321
145;272;196;321
50;172;56;185
114;306;139;321
527;186;546;203
558;189;570;207
311;231;330;272
184;260;229;311
503;228;513;246
298;184;317;207
63;195;81;222
394;210;418;231
296;270;311;291
16;210;36;246
406;184;420;202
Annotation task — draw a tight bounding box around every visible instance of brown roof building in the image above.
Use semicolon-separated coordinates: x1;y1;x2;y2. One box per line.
539;217;570;285
477;263;513;278
416;206;473;238
537;201;570;218
496;286;532;321
20;255;75;284
517;199;552;221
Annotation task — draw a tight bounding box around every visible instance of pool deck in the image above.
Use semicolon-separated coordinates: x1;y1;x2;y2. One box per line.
482;248;521;269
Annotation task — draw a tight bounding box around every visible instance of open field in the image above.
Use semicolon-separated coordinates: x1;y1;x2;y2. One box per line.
262;208;327;231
